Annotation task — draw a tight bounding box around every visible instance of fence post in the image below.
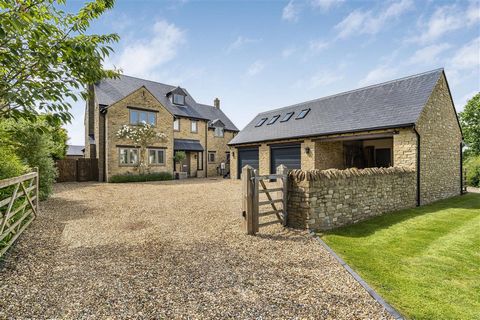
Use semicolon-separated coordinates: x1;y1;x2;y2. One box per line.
242;165;255;235
33;167;39;215
276;165;288;226
253;169;259;233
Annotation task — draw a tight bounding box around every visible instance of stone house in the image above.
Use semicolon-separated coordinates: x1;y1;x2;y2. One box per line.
84;75;239;182
66;145;85;160
229;69;463;206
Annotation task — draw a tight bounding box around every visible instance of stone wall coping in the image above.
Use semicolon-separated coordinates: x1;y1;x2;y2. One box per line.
288;166;415;182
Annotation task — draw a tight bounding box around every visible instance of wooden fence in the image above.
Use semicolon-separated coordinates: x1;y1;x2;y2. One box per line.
0;170;39;257
56;158;98;182
242;165;288;235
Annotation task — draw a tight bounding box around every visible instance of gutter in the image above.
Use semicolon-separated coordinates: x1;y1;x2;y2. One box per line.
460;141;464;194
413;127;421;207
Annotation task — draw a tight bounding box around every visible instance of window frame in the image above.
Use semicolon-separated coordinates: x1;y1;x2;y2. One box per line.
255;117;268;127
214;126;224;137
129;109;156;126
118;147;139;166
295;108;310;120
267;115;280;125
173;118;180;131
191;120;198;133
148;148;166;166
173;94;185;105
208;151;216;163
280;112;294;122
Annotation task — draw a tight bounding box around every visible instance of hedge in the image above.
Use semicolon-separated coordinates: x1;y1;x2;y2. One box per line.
109;172;173;183
465;155;480;187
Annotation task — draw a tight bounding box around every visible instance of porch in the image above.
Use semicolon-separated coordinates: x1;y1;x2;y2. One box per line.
174;139;205;178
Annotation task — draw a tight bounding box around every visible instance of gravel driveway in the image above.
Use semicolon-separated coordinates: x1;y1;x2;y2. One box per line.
0;179;391;319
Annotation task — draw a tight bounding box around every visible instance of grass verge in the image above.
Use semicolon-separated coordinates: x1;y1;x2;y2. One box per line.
321;193;480;320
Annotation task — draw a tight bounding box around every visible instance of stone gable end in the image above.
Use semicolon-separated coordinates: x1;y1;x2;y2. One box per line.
105;87;174;181
416;73;462;204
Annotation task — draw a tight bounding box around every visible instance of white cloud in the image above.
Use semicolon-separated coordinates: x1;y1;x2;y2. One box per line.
450;37;480;71
310;0;344;11
227;36;260;52
335;0;412;38
281;46;297;58
111;20;185;78
408;43;451;65
457;90;479;110
282;0;300;22
308;39;329;53
411;3;479;44
359;65;399;86
293;67;344;90
246;60;265;76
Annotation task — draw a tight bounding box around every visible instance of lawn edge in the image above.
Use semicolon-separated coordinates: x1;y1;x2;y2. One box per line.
310;231;404;320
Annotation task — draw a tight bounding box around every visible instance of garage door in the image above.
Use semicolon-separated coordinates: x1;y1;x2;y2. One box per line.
237;147;259;178
270;144;301;174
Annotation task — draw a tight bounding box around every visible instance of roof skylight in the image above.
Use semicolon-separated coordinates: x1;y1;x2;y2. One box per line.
255;117;268;127
280;112;294;122
267;115;280;125
296;108;310;119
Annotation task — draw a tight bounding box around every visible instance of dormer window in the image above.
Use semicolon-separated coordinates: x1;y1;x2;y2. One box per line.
167;86;187;106
173;94;185;105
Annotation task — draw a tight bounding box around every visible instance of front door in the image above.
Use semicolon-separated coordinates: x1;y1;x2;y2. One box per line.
182;152;191;176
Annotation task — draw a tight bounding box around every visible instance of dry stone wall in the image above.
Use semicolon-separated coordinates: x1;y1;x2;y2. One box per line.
287;167;416;230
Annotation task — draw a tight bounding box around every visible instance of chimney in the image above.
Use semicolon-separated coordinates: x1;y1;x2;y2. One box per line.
214;98;220;109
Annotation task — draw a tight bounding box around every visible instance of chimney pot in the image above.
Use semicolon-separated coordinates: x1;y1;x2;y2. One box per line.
214;98;220;109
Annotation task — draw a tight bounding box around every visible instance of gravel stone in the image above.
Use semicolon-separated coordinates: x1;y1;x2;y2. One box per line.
0;179;392;319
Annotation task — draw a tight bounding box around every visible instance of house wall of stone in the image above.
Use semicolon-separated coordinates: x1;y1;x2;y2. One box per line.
393;128;417;170
206;129;236;177
105;87;174;181
173;117;207;177
287;168;417;230
315;141;344;170
416;73;462;204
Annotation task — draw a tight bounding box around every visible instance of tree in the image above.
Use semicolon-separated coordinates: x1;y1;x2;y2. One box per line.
173;151;186;172
459;93;480;157
0;0;119;124
0;118;61;199
116;123;168;174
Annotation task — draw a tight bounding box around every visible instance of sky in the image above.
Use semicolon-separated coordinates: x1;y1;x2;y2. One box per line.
64;0;480;145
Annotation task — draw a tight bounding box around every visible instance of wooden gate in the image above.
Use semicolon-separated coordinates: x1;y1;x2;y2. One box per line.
56;158;98;182
242;164;288;235
0;170;39;257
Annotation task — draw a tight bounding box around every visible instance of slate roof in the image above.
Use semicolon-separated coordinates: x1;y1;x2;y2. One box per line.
67;145;85;156
94;75;239;131
229;69;444;146
174;139;204;151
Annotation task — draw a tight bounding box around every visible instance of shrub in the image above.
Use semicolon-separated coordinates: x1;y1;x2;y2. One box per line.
465;155;480;187
109;172;173;183
0;147;27;181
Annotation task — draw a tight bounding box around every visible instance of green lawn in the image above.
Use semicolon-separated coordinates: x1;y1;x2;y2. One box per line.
321;193;480;320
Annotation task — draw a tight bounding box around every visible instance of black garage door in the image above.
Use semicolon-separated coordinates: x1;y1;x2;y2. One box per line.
270;144;301;174
237;147;259;178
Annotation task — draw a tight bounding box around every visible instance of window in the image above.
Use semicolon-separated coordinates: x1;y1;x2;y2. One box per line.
296;108;310;119
129;109;156;126
191;120;198;133
255;117;268;127
208;151;216;163
281;112;294;122
119;148;138;165
173;94;185;105
148;149;165;165
267;115;280;125
173;118;180;131
214;127;224;137
197;151;204;170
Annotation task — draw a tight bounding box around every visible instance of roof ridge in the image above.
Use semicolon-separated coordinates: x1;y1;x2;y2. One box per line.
258;68;444;115
115;74;178;89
